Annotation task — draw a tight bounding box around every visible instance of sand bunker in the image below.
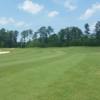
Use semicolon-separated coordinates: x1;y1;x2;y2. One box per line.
0;51;10;54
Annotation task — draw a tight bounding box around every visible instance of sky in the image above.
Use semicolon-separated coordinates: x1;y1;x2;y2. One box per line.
0;0;100;32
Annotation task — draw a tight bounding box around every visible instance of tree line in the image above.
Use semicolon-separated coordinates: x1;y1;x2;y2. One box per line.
0;21;100;48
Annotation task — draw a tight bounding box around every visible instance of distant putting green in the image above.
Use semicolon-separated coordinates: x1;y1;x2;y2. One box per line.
0;47;100;100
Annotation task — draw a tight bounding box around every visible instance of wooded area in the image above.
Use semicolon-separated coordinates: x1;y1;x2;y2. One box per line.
0;21;100;48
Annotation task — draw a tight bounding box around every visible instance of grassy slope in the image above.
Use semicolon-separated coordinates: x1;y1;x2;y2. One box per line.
0;47;100;100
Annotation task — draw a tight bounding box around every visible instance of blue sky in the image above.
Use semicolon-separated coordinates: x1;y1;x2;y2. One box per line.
0;0;100;32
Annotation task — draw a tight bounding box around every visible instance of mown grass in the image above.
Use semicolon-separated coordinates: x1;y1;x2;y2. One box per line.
0;47;100;100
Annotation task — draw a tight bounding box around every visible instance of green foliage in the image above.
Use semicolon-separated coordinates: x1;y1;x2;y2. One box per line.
1;21;100;48
95;21;100;41
0;28;18;48
84;23;90;35
58;27;83;46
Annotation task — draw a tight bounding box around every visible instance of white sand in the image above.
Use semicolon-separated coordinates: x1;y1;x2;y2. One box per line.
0;51;10;54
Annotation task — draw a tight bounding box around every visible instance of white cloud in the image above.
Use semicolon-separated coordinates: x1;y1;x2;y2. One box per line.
64;0;77;11
80;3;100;20
18;0;44;14
0;17;15;25
52;0;77;11
16;22;25;27
0;17;29;28
48;11;59;18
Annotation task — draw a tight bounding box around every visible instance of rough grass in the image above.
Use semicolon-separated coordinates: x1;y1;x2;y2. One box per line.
0;47;100;100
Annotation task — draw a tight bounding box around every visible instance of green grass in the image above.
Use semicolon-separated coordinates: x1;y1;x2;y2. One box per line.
0;47;100;100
